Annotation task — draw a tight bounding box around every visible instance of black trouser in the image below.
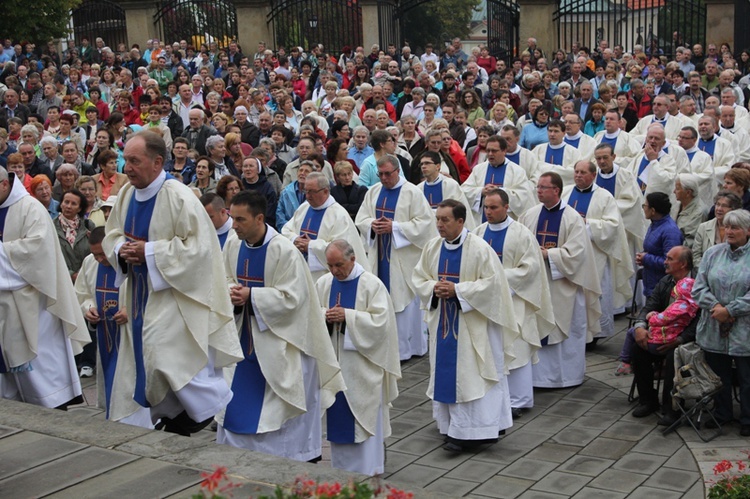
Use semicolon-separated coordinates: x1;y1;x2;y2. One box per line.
631;342;676;410
704;351;750;425
75;325;97;369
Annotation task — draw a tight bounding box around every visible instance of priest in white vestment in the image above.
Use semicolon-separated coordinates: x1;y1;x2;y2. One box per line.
533;120;581;185
631;95;685;141
697;116;736;186
103;133;243;432
563;114;598;160
500;125;541;183
282;172;369;282
316;240;401;475
218;190;345;461
519;172;602;388
461;135;535;222
625;124;677;197
418;150;477;228
719;105;750;162
678;124;723;207
564;161;633;339
413;199;518;452
355;154;437;360
593;109;642;163
0;169;89;409
201;193;237;250
473;188;555;413
75;227;152;428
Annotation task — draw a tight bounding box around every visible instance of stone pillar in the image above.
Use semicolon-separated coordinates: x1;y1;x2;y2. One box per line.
120;1;159;47
235;0;273;49
704;0;734;48
361;0;380;50
517;0;558;54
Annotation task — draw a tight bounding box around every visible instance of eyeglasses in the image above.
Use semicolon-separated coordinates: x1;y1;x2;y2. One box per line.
377;169;399;177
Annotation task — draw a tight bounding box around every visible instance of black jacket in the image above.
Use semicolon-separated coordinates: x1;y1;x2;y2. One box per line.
181;125;215;156
331;183;368;220
238;120;261;148
243;172;278;227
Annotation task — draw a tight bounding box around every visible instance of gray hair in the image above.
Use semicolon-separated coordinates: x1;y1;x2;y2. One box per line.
723;209;750;231
305;171;329;190
20;124;39;139
376;154;399;171
55;163;80;180
352;125;370;137
326;239;355;259
259;138;275;150
411;87;426;98
40;135;58;148
205;134;225;152
677;173;700;197
358;82;372;92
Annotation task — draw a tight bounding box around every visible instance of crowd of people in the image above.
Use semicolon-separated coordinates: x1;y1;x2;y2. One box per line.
1;31;750;475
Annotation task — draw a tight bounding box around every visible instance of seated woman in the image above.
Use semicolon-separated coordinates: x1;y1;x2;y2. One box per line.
215;175;243;208
330;160;367;221
75;175;105;227
30;174;59;218
4;153;32;193
52;163;80;203
188;156;218;195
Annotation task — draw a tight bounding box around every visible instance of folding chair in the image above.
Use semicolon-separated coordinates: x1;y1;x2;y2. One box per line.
661;343;724;442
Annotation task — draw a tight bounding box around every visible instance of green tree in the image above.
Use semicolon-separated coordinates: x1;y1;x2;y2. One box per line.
0;0;82;43
400;0;482;52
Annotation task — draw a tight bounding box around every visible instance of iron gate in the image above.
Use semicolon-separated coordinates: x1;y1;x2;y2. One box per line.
736;0;750;60
267;0;363;54
553;0;705;59
154;0;238;49
71;0;127;51
487;0;520;62
378;0;401;52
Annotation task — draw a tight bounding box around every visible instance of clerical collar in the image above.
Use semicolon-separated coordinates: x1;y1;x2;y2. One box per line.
506;146;520;155
653;115;667;123
548;142;565;150
574;183;595;193
488;217;513;231
444;228;468;249
0;173;28;208
721;125;734;133
135;169;167;201
425;176;443;186
489;161;506;168
685;145;699;153
338;262;366;282
244;224;276;248
311;195;336;211
702;135;716;143
217;216;233;236
604;129;621;139
543;199;564;212
566;131;583;140
598;164;619;178
386;177;406;190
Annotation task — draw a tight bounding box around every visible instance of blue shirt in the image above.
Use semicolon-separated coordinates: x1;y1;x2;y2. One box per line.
347;145;374;168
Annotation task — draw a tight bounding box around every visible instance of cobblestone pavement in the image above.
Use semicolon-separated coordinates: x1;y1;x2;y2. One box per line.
1;314;747;498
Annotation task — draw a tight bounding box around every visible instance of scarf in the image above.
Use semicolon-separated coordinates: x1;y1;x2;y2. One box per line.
58;214;80;247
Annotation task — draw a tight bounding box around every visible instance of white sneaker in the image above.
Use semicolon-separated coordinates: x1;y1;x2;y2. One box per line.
79;366;94;378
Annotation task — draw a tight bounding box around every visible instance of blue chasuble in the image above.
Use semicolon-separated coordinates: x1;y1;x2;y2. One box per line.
536;206;564;249
124;193;160;408
218;231;229;249
223;240;270;434
636;156;650;193
423;182;443;209
600;135;618;149
434;243;463;404
505;151;520;165
595;172;617;196
686;150;697;162
374;186;401;291
299;207;327;259
567;188;594;219
564;136;581;149
326;276;361;444
482;163;508;222
545;146;565;165
698;138;717;159
482;226;508;263
95;264;120;418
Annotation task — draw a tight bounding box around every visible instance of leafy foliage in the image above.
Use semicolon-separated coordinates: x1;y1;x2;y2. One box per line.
400;0;483;52
0;0;82;44
708;454;750;499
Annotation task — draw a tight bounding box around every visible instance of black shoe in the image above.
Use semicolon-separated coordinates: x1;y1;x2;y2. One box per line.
308;455;323;463
160;411;214;436
741;425;750;437
657;412;679;427
511;408;523;419
632;403;659;418
442;441;464;453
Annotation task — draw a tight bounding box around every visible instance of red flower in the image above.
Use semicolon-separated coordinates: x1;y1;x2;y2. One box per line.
715;460;733;474
739;460;747;472
200;466;228;493
386;488;414;499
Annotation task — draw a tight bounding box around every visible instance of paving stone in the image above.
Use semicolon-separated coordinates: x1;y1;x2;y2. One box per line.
586;394;634;415
444;459;506;482
556;455;615;476
0;425;19;440
533;390;567;409
626;486;684;498
515;491;567;499
394;402;434;423
627;428;684;457
473;445;530;465
386;463;446;489
392;392;428;412
114;429;213;459
544;400;593;419
587;468;648;493
0;446;137;497
384;450;419;474
599;421;654;441
390;418;431;439
641;467;701;492
550;427;602;447
0;431;86;480
530;471;591;496
662;444;699;471
610;452;666;474
524;443;581;464
499;431;551;451
398;371;428;390
683;479;708;499
500;458;558;481
564;385;612;404
520;416;575;435
566;413;619;430
570;487;627;499
44;457;202;498
579;437;635;460
425;477;479;496
414;446;475;470
473;475;535;498
387;434;444;456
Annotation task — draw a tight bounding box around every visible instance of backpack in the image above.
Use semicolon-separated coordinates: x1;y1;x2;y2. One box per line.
672;342;723;409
